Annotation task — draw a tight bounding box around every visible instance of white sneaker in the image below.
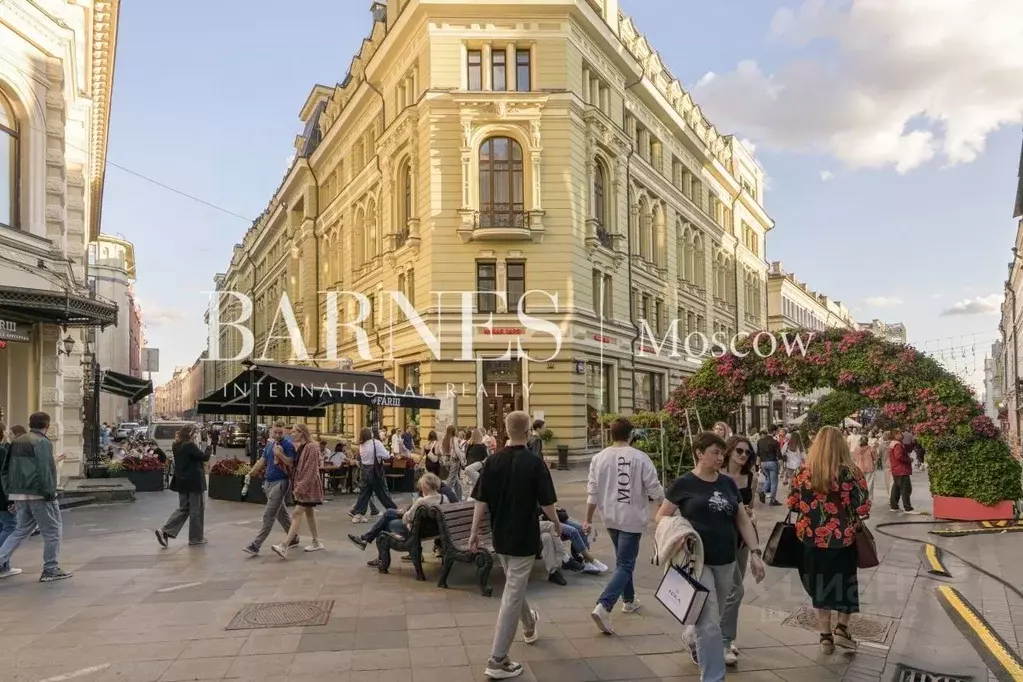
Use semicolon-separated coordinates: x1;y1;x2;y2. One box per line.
622;599;641;614
523;609;539;644
351;515;366;523
592;559;609;573
724;646;738;666
304;540;325;552
270;543;288;559
591;603;614;634
582;561;602;574
0;568;22;579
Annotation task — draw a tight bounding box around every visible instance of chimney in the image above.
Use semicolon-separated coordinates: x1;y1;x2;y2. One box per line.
769;261;782;274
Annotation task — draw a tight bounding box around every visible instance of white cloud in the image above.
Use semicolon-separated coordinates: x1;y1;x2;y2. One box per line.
738;137;757;154
138;301;187;328
820;170;833;181
940;294;1003;316
864;296;903;308
693;0;1023;173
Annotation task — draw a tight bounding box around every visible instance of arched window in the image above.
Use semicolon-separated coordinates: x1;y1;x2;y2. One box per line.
353;208;365;268
653;203;666;269
594;161;606;231
366;199;378;261
693;233;705;289
402;162;412;228
0;91;18;230
638;197;651;261
478;136;524;227
676;222;687;283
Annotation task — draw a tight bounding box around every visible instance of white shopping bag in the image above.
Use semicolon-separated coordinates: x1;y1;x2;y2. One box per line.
656;563;709;626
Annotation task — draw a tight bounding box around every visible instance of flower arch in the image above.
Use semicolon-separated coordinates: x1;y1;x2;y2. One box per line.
665;328;1021;506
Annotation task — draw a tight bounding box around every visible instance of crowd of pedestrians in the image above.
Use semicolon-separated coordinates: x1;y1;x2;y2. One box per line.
0;405;926;681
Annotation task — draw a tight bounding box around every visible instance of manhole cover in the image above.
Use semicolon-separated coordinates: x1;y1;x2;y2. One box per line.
781;606;896;644
895;664;972;682
226;600;334;630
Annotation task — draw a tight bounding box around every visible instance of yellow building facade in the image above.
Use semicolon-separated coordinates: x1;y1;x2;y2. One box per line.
208;0;773;452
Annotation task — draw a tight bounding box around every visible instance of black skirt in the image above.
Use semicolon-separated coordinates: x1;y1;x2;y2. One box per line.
797;543;860;613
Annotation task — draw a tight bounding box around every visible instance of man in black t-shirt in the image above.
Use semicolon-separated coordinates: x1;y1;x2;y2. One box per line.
470;411;559;680
756;425;783;505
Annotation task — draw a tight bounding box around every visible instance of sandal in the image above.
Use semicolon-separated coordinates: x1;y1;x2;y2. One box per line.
819;632;835;655
833;624;857;650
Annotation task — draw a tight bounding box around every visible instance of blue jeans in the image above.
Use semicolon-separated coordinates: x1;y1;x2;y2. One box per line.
693;563;736;682
759;461;779;501
361;508;407;544
0;499;62;572
0;509;16;572
561;521;589;554
597;529;641;611
721;546;750;647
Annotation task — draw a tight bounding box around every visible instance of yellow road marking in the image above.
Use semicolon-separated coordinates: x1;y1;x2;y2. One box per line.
924;544;950;576
931;526;1023;537
983;521;993;528
935;585;1023;680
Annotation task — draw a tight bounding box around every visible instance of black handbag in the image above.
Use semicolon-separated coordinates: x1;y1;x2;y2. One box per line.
763;511;803;569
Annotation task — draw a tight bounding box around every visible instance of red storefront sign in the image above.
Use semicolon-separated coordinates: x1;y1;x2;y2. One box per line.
482;327;524;335
593;334;614;344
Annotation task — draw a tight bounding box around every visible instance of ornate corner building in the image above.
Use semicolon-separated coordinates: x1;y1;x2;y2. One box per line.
0;0;120;470
208;0;773;451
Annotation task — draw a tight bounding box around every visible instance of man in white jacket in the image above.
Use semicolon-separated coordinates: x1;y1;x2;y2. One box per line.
584;417;665;634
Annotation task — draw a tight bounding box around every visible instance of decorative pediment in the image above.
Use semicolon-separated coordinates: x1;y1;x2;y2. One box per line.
619;15;636;45
668;80;683;103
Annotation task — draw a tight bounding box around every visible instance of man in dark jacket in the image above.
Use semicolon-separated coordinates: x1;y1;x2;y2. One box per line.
756;425;783;506
0;412;72;582
0;422;22;577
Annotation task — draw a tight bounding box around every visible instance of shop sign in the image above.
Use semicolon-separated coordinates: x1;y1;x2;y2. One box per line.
481;327;524;336
0;319;29;343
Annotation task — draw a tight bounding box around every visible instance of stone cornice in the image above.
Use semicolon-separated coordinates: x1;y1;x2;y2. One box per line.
89;0;119;241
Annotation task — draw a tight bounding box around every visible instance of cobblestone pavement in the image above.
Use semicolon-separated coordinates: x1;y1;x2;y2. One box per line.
0;459;1019;682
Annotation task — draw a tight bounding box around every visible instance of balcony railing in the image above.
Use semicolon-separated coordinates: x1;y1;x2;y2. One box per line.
595;228;613;249
476;207;529;229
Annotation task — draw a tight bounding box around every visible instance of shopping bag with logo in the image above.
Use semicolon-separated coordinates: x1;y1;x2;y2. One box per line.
655;563;709;626
763;512;802;569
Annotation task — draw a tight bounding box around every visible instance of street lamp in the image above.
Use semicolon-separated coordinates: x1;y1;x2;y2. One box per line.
58;334;76;357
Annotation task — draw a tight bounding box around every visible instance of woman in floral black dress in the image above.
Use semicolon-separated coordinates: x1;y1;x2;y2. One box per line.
787;425;871;654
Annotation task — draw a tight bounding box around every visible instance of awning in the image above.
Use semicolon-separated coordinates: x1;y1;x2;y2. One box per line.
100;369;153;404
0;286;118;328
195;361;440;417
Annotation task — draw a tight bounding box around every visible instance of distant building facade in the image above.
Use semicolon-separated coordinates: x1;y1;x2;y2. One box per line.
858;319;908;345
766;261;856;424
90;234;137;425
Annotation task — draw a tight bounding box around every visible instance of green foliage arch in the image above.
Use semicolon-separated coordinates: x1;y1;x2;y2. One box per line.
664;328;1021;506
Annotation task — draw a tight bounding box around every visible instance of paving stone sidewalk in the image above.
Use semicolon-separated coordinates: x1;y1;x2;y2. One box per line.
0;463;1017;682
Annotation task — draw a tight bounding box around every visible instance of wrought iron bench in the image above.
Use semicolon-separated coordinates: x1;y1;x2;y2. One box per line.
374;506;440;580
432;500;495;597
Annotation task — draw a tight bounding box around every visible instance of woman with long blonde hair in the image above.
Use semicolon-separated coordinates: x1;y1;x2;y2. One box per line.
786;426;871;654
441;424;466;500
272;424;325;558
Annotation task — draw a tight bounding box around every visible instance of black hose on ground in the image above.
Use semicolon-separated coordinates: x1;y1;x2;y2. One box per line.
872;519;1023;602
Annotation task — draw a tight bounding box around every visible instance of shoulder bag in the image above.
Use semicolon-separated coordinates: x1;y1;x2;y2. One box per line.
763;511;802;569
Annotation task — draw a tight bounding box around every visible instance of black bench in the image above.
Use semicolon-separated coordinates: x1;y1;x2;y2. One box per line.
374;506;440;580
432;500;495;597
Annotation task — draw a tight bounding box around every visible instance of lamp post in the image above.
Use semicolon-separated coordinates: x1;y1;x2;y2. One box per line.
79;342;101;476
1007;247;1021;445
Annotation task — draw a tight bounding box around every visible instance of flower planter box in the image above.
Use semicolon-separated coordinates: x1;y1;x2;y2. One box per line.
245;479;267;505
207;474;266;504
208;474;243;502
932;496;1015;522
125;470;164;493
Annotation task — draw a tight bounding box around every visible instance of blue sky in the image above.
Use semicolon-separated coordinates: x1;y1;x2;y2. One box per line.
103;0;1023;390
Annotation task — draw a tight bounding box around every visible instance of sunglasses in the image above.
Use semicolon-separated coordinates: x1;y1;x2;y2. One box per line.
732;447;750;455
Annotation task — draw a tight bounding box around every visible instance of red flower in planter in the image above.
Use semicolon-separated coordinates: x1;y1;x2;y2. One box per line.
121;455;164;472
